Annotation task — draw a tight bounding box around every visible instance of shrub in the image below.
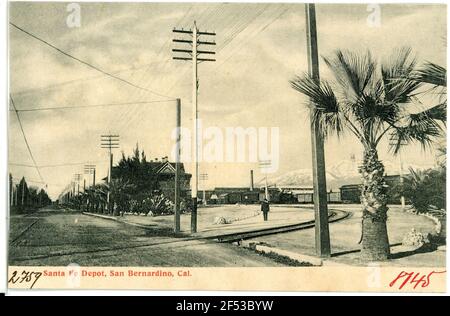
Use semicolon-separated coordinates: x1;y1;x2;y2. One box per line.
141;193;174;216
403;167;446;213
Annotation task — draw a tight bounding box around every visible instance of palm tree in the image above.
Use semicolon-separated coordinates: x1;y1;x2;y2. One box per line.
290;48;445;261
412;62;447;167
105;178;135;216
90;184;107;213
411;61;447;121
412;62;446;88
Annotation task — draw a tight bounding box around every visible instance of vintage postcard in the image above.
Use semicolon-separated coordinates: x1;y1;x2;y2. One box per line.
7;1;447;293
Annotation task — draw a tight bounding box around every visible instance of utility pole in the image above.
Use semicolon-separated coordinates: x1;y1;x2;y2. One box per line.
305;3;331;258
172;21;216;233
259;160;271;201
10;177;13;207
74;174;82;196
74;173;81;209
21;178;25;206
14;184;18;206
389;133;407;211
84;165;96;187
174;98;181;233
399;151;405;210
200;173;208;205
101;134;119;214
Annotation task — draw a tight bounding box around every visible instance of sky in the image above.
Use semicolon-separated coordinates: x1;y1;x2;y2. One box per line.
8;2;447;199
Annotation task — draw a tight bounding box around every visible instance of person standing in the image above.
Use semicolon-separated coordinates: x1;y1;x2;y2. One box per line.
261;199;270;221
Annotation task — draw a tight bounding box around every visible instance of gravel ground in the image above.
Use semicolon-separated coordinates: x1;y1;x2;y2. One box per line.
9;207;285;267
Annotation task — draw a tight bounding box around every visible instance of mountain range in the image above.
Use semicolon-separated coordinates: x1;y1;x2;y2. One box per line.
258;159;435;190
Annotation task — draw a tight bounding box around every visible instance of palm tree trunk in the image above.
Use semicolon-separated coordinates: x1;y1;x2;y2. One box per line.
359;148;390;261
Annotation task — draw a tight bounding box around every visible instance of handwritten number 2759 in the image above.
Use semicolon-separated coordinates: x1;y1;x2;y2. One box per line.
8;270;42;289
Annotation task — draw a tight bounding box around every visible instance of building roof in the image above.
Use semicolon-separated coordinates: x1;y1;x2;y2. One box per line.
214;187;251;192
105;161;191;181
340;184;361;189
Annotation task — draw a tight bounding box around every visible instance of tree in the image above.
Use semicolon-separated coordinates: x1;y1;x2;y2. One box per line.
106;178;135;216
412;62;447;167
78;184;106;213
403;167;446;213
17;177;29;208
290;48;445;261
115;144;159;201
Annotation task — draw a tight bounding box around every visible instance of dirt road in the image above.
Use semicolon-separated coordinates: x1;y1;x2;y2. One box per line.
9;207;284;267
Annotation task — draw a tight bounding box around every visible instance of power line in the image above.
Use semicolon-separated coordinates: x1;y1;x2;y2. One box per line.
9;161;105;169
113;4;201;133
114;4;222;133
105;5;199;131
164;5;270;96
123;5;267;132
11;61;166;97
12;177;65;187
10;22;174;100
10;95;45;184
10;100;175;112
216;4;291;69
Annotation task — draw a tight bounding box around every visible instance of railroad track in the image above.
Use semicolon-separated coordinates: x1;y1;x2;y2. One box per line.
207;209;351;243
9;209;352;262
10;218;41;247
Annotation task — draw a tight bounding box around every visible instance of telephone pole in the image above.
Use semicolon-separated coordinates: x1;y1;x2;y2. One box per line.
101;134;119;214
200;173;208;205
14;183;18;206
305;3;331;258
74;174;82;195
174;99;181;233
172;21;216;233
21;178;25;206
259;160;272;201
84;164;96;187
10;177;14;207
389;133;407;211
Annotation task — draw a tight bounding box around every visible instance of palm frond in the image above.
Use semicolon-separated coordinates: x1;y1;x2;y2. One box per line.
382;47;421;103
389;113;442;154
323;50;376;102
412;62;447;87
410;102;447;125
290;74;344;137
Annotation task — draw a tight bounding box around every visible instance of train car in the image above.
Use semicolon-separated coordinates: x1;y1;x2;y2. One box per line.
218;193;229;204
340;184;361;203
241;191;260;204
327;191;341;203
297;193;313;203
258;188;281;203
279;192;297;204
227;192;243;204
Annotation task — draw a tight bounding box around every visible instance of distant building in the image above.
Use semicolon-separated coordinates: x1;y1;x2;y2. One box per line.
151;161;191;200
109;160;191;201
339;184;361;203
339;175;404;204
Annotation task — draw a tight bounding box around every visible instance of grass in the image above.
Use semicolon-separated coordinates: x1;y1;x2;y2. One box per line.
256;250;313;267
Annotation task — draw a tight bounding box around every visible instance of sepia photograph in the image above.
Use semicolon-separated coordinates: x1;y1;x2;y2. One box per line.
6;1;447;292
